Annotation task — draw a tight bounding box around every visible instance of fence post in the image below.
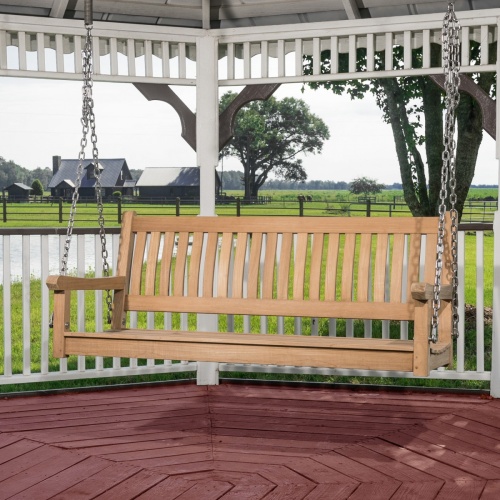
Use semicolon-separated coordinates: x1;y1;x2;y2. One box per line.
58;198;63;223
366;198;371;217
117;198;122;224
236;198;241;217
2;197;6;222
299;198;304;216
175;197;180;216
389;204;392;217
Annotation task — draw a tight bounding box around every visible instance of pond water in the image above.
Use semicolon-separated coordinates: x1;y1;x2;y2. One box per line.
0;234;114;283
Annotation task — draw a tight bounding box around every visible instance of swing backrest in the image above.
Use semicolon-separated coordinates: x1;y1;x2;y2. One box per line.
110;211;452;334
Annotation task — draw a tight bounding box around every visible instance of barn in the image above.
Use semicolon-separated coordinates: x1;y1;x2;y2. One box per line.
4;183;32;202
48;156;133;199
136;167;220;200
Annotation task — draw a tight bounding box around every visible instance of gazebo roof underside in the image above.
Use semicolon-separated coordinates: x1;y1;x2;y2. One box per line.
0;1;498;30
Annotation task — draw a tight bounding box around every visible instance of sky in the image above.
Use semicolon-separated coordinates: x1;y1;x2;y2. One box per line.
0;76;498;186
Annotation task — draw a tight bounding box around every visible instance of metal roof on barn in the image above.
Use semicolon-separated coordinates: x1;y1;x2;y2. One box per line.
5;182;32;191
48;158;128;189
0;1;496;29
136;167;200;187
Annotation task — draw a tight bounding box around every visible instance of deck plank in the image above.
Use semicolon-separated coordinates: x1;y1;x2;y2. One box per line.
337;443;438;482
49;462;147;500
365;435;482;481
0;443;62;482
133;476;194;499
390;481;444;500
312;452;395;483
0;439;44;465
175;480;234;499
481;480;500;499
434;480;485;500
303;483;359;500
0;446;85;499
258;483;315;499
218;482;275;499
339;480;401;500
0;433;22;448
8;456;112;500
93;469;168;500
404;425;500;469
388;428;500;479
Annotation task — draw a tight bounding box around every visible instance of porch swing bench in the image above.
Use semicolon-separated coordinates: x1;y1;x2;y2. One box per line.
47;212;454;377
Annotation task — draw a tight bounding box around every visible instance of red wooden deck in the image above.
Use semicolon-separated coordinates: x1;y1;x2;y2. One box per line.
0;382;499;499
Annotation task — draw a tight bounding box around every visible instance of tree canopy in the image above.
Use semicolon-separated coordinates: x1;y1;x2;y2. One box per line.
0;157;52;191
349;177;385;196
31;179;44;196
219;92;330;199
304;40;496;220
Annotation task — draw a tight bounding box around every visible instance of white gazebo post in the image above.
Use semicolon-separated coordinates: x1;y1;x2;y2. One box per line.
195;31;219;385
491;24;500;398
196;33;218;217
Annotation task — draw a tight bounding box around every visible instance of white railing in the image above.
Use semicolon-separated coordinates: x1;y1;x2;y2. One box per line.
0;14;198;84
0;223;496;388
1;10;498;85
0;227;196;384
218;13;499;85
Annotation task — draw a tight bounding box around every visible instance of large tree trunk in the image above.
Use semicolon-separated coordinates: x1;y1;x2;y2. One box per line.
382;75;487;220
243;161;252;199
379;78;430;216
454;93;483;218
422;78;444;214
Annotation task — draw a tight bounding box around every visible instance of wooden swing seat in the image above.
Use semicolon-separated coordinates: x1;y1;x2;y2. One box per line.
47;212;453;377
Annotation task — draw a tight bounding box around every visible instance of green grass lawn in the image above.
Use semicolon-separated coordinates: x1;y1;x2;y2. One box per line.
1;188;497;227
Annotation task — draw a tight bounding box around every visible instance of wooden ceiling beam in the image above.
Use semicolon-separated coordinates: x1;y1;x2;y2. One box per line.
50;0;69;18
342;0;361;20
202;0;210;29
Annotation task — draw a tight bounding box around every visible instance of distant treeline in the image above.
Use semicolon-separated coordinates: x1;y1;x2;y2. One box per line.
0;157;53;190
218;169;403;191
218;170;498;191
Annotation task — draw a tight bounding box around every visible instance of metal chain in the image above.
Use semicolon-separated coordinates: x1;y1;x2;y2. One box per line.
59;21;113;323
431;2;460;343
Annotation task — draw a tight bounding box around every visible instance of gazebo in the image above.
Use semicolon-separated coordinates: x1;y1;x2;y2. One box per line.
1;1;499;390
1;2;500;496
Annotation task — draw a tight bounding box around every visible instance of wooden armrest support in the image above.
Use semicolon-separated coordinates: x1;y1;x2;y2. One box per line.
46;275;127;291
411;282;453;301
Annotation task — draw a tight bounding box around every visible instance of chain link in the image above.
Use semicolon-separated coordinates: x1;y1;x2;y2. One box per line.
431;2;460;343
59;23;113;324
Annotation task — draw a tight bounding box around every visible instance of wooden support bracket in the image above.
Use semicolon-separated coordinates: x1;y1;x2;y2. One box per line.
133;82;281;152
429;74;496;139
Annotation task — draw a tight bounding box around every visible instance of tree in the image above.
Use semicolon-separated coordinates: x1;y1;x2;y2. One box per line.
0;157;29;189
220;92;330;199
31;179;44;196
349;177;385;197
27;167;52;189
304;40;496;220
0;157;53;190
216;169;243;191
129;169;143;181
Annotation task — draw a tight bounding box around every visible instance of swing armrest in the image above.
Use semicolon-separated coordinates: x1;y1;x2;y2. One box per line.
46;275;127;291
411;282;453;301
